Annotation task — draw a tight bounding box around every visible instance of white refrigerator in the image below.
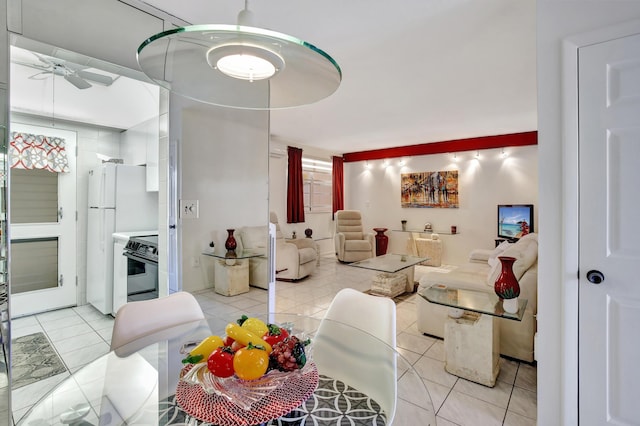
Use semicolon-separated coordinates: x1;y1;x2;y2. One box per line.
87;163;158;314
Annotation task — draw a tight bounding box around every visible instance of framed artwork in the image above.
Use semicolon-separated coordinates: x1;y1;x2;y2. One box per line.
401;170;459;208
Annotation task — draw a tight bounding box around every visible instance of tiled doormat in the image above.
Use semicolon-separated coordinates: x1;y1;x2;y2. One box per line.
12;332;67;389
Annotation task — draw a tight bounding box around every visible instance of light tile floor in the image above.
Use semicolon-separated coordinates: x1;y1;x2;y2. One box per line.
10;254;537;425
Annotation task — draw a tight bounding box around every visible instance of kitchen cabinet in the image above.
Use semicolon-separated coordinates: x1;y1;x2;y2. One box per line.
121;116;160;191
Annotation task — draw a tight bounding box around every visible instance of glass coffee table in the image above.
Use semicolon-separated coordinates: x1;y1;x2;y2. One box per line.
350;253;428;296
419;284;527;387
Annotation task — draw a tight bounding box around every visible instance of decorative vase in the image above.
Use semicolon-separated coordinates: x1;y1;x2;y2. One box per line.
373;228;389;256
494;256;520;313
225;229;237;252
304;228;313;238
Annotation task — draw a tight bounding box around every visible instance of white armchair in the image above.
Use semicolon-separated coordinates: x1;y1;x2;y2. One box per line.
334;210;375;262
270;212;318;281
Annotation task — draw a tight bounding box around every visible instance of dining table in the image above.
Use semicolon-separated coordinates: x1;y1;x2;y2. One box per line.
18;312;436;425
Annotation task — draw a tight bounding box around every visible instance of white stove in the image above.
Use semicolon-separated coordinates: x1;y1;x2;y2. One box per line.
112;231;158;315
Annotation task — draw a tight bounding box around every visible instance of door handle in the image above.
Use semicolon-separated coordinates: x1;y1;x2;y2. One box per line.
586;270;605;284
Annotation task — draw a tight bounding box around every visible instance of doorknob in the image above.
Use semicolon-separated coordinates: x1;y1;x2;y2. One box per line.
586;270;605;284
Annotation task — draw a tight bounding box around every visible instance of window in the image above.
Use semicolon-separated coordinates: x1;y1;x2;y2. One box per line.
302;157;332;213
10;168;59;223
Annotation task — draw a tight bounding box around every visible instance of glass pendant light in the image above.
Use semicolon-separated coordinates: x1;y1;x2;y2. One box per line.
137;1;341;109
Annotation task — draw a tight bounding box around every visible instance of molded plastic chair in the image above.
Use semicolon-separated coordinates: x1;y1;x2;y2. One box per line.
334;210;375;262
313;288;398;423
110;292;205;352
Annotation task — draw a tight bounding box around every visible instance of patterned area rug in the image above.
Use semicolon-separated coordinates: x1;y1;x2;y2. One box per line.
12;332;67;389
158;375;385;425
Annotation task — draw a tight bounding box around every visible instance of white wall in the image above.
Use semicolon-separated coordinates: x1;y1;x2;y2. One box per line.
537;2;640;424
267;143;537;262
343;146;538;265
177;100;270;293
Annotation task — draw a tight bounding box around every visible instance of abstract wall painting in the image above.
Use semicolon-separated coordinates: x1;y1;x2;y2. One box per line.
401;170;459;208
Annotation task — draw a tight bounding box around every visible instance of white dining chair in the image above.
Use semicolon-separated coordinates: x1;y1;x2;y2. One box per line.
313;288;398;423
110;292;205;352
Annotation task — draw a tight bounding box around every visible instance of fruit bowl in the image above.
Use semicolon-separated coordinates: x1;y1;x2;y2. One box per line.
180;356;315;410
179;318;314;411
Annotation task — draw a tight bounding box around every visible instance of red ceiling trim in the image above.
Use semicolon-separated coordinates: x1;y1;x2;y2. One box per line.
341;131;538;163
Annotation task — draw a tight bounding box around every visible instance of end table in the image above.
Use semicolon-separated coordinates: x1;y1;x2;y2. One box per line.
419;285;527;387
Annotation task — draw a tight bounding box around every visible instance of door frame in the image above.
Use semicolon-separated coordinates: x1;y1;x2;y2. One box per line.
562;19;640;424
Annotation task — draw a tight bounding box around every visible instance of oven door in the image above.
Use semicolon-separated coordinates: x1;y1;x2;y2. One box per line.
123;251;159;300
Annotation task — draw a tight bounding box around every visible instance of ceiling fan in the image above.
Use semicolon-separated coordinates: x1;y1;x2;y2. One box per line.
13;52;116;90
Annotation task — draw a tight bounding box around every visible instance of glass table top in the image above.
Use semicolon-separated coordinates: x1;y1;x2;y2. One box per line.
202;248;265;260
19;313;437;425
419;284;528;321
349;253;428;273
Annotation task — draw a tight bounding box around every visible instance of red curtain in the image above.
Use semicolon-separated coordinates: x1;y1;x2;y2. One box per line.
332;156;344;219
287;146;305;223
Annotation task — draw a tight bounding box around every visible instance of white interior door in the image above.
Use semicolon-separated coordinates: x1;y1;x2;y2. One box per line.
10;124;77;317
578;32;640;425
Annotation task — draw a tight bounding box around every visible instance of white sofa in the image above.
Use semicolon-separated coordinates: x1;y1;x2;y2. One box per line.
416;233;538;362
237;225;269;289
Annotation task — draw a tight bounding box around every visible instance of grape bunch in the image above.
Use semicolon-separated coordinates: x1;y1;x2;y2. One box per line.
269;336;308;372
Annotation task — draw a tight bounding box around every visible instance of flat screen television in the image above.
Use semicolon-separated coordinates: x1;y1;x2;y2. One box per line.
497;204;534;241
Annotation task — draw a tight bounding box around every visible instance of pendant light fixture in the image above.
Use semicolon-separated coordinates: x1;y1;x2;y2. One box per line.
137;1;341;109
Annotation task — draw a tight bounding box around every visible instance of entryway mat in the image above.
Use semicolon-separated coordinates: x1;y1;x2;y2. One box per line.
12;332;67;389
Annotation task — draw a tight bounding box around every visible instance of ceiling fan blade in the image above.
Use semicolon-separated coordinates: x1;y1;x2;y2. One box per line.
28;71;52;81
12;60;51;72
64;73;92;89
76;70;114;86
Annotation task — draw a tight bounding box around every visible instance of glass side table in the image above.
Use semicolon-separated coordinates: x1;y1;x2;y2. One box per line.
418;285;527;387
201;249;265;296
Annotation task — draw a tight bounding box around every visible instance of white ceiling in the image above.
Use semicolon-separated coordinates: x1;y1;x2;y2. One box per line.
10;44;160;130
10;1;537;155
140;0;537;155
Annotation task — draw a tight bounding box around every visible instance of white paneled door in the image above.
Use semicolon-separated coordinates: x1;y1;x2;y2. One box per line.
578;32;640;425
10;124;77;317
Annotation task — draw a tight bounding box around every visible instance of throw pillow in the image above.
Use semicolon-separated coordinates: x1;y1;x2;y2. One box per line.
488;240;512;263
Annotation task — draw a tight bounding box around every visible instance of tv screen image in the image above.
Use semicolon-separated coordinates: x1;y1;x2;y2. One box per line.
497;204;534;240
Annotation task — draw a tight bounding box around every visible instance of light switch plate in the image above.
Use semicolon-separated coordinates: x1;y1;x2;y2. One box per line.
180;199;199;219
